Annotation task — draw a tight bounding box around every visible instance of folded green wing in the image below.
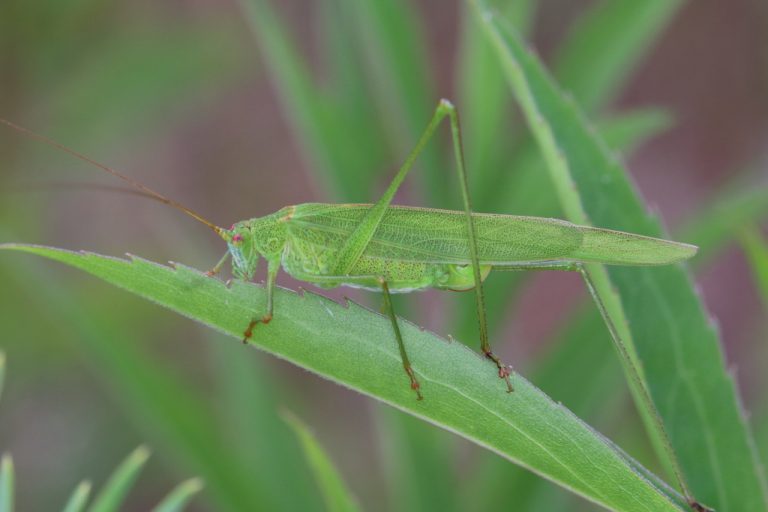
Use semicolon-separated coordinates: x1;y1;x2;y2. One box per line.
287;204;696;267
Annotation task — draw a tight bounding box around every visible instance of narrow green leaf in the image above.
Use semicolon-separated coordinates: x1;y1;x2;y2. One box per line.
62;481;92;512
0;455;13;512
554;0;684;112
346;0;446;205
316;0;391;196
0;352;5;403
237;0;345;198
152;478;204;512
739;226;768;310
472;5;768;509
463;309;625;510
282;411;360;512
760;414;768;480
1;244;691;511
597;108;672;155
88;446;150;512
376;409;457;512
683;184;768;268
44;25;243;146
457;0;535;200
211;342;318;511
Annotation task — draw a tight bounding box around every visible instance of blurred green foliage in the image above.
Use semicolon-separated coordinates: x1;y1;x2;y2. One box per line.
1;1;766;510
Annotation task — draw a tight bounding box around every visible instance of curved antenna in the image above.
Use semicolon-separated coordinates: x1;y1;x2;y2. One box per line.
1;118;225;236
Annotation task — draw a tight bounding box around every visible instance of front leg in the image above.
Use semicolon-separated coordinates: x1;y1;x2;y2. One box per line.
205;251;230;277
243;257;280;343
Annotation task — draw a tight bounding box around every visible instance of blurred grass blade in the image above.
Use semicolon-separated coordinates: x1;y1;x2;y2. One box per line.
683;184;768;268
346;1;448;205
0;352;5;403
376;409;457;512
597;108;672;155
316;0;390;196
760;414;768;480
472;4;768;509
88;446;150;512
45;25;244;146
457;0;535;195
62;481;92;512
211;342;317;510
237;0;346;198
554;0;684;112
739;226;768;310
151;478;204;512
0;455;13;512
1;244;693;511
282;411;360;512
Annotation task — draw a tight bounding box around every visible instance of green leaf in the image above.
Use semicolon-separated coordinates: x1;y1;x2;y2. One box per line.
43;24;243;146
282;411;360;512
376;409;457;512
0;455;13;512
682;184;768;268
345;0;447;205
237;0;347;199
554;0;684;112
210;343;318;511
463;308;625;510
739;226;768;311
152;478;204;512
457;0;535;206
471;4;768;509
597;108;672;155
1;243;691;511
62;481;92;512
88;446;150;512
0;352;5;404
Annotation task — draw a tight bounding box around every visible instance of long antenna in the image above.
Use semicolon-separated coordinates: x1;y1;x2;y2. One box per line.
1;118;225;236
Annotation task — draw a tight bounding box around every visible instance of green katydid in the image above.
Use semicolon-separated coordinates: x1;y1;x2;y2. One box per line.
0;100;697;402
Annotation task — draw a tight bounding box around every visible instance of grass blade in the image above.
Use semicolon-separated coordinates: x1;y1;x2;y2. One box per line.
62;482;92;512
597;108;672;155
0;352;5;404
739;226;768;311
44;25;243;146
472;4;768;509
210;342;317;511
1;243;693;511
88;446;150;512
554;0;684;112
151;478;204;512
683;184;768;268
346;1;446;204
376;409;457;512
237;0;347;198
457;0;535;202
282;411;360;512
0;456;13;512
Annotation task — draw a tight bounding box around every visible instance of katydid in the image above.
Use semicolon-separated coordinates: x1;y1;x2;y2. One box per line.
0;101;697;402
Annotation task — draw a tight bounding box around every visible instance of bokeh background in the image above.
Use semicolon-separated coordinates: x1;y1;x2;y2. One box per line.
1;0;766;510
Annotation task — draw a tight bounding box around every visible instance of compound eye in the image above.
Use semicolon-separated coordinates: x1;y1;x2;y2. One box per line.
232;234;244;244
